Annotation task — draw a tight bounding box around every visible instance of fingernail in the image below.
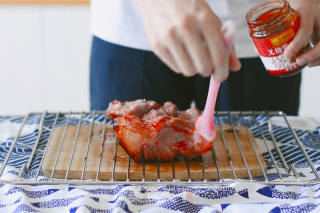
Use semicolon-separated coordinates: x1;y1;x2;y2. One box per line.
296;58;306;66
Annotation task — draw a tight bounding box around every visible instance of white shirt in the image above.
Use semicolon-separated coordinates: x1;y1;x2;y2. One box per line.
90;0;259;58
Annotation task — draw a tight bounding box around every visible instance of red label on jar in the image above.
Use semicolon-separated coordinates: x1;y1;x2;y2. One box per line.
251;16;300;75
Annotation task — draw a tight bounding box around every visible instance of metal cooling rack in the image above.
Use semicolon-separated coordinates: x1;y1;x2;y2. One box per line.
0;111;319;185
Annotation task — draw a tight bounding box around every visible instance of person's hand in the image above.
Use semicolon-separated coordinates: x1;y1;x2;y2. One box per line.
285;0;320;67
133;0;241;81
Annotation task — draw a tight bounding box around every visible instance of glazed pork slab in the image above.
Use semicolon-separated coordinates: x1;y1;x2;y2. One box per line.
106;99;214;161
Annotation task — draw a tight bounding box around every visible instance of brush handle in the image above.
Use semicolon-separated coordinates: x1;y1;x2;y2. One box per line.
201;21;235;123
201;23;235;120
195;21;235;141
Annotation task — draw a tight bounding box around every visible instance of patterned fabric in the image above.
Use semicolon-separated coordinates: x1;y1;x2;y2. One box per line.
0;114;320;212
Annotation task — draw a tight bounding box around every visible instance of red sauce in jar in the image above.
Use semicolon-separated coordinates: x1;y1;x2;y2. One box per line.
246;0;311;77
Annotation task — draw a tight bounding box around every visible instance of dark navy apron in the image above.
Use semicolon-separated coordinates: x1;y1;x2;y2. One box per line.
90;36;301;115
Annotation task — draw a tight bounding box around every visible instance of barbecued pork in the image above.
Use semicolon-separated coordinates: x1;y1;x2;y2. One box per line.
106;99;214;161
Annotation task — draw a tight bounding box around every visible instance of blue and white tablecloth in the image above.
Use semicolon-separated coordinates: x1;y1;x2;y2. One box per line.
0;114;320;213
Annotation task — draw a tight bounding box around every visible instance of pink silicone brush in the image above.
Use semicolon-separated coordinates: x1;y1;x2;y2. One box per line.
195;20;236;141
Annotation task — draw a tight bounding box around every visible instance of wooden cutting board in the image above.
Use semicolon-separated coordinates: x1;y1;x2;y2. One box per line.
42;124;266;181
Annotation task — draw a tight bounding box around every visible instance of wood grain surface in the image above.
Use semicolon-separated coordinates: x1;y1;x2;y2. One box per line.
42;124;266;181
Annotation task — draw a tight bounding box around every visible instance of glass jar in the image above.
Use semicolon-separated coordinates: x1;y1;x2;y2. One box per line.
246;0;311;77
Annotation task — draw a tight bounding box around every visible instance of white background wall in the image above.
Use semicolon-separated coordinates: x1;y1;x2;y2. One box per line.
0;5;319;116
0;5;90;114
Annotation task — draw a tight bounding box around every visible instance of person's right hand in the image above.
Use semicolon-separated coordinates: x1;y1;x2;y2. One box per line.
134;0;241;81
285;0;320;67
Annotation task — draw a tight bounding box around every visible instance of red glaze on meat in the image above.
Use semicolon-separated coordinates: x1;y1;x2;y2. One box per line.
107;99;214;161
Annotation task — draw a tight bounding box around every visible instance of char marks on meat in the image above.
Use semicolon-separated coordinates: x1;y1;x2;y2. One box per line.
106;99;213;161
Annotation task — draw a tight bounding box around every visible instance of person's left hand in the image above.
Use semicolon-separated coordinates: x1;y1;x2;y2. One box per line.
285;0;320;67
